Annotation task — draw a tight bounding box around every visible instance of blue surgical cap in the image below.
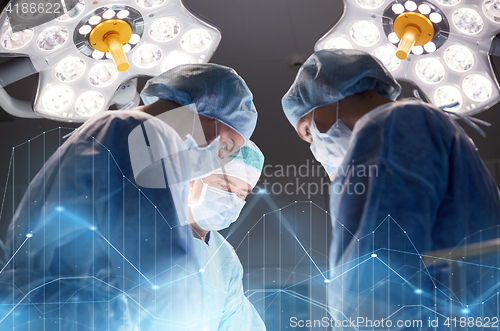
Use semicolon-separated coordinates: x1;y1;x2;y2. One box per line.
140;64;257;141
282;49;402;129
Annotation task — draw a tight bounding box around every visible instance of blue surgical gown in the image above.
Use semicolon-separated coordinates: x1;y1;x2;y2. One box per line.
193;231;266;330
328;99;500;329
0;110;205;330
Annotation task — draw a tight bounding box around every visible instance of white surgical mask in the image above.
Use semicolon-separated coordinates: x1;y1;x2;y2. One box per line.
309;102;352;176
189;180;246;231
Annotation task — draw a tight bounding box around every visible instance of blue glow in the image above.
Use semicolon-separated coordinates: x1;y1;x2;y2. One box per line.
199;269;205;273
55;206;65;212
371;253;377;257
89;226;97;231
324;279;331;284
461;309;469;314
414;289;422;294
26;233;33;238
152;285;159;290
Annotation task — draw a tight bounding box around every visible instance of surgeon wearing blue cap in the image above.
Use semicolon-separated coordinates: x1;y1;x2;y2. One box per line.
282;49;500;328
0;64;258;331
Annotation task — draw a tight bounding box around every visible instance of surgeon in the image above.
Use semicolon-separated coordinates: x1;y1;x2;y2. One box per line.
0;64;258;331
188;140;266;330
282;49;500;329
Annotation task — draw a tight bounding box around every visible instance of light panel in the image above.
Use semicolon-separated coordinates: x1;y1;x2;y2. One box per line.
315;0;500;115
0;0;221;122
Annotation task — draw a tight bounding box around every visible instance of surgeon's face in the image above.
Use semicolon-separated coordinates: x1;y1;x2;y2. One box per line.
199;115;245;158
296;103;338;144
189;174;252;205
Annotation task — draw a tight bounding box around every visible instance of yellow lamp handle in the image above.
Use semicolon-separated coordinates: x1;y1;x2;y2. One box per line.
396;25;420;60
105;33;130;72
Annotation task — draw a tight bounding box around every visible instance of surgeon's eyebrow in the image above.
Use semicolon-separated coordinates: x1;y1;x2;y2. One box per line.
219;175;251;193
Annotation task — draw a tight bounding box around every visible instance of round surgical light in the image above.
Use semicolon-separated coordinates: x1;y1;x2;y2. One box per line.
55;57;86;82
415;58;445;84
132;44;162;68
162;52;194;71
350;21;380;47
412;45;424;55
88;63;119;87
36;26;68;51
56;0;85;21
430;12;443;23
373;46;401;71
419;4;431;15
149;18;181;42
123;44;131;53
388;32;400;43
135;0;165;9
405;1;418;11
102;9;116;20
392;3;405;14
444;45;474;72
452;8;484;34
181;29;212;53
324;37;352;49
463;74;492;101
437;0;461;5
424;41;436;53
42;86;72;113
482;0;500;23
75;91;105;117
355;0;385;9
1;28;33;50
434;86;463;111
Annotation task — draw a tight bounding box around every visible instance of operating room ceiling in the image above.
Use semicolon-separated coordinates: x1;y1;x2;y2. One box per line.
1;0;500;183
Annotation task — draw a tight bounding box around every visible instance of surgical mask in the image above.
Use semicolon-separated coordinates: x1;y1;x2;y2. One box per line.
189;180;246;231
309;102;352;176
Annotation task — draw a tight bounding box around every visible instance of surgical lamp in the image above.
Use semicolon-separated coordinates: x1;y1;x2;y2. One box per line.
0;0;221;121
316;0;500;115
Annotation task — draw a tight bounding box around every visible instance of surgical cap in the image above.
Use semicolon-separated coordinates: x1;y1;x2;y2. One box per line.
282;49;402;129
212;140;264;188
141;64;258;141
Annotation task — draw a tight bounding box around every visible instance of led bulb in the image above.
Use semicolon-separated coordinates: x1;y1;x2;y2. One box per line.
132;44;162;68
42;86;72;113
181;29;212;53
36;26;68;51
415;58;445;84
324;37;352;49
405;1;417;11
129;34;141;44
75;91;105;117
424;41;436;53
430;13;443;23
392;3;404;14
388;32;400;43
372;46;401;71
437;0;461;5
89;16;101;25
135;0;165;8
412;45;423;55
350;21;379;47
1;27;33;50
123;44;131;53
444;45;474;72
117;10;130;19
79;25;91;35
463;74;492;101
88;63;119;87
355;0;385;9
452;8;484;34
56;0;85;21
162;52;194;71
55;57;86;82
434;86;463;111
149;18;181;42
103;10;115;20
92;50;104;59
482;0;500;23
418;4;431;14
